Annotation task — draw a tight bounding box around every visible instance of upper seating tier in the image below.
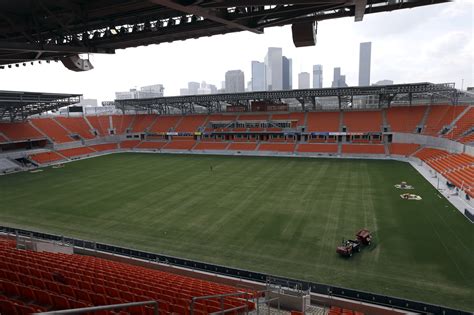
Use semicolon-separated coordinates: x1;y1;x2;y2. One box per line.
150;116;181;133
174;115;208;133
55;117;95;140
386;106;426;133
0;122;44;142
343;111;382;132
111;115;134;135
423;105;467;135
306;112;340;132
86;116;110;136
30;118;73;143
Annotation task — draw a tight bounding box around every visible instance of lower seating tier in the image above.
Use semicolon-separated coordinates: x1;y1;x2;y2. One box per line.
297;144;338;153
0;238;255;315
29;152;65;164
341;144;385;155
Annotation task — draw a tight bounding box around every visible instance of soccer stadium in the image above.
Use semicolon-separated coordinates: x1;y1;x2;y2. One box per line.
0;1;473;315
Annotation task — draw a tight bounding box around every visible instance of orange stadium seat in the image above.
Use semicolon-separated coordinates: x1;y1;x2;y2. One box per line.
57;147;95;158
163;140;196;150
297;143;338;153
343;111;382;132
414;147;450;161
341;144;385;154
272;112;305;128
444;107;473;140
149;116;181;133
174;115;208;133
227;142;257;151
415;148;474;197
86;116;110;136
0;238;256;315
423;105;467;135
194;142;229;150
0;122;46;141
89;143;118;152
458;132;474;144
130;115;156;133
136;141;167;149
30;119;73;143
306;112;340;132
258;143;295;152
386;106;426;132
55;117;95;139
111;115;135;135
120;140;141;149
29;151;65;164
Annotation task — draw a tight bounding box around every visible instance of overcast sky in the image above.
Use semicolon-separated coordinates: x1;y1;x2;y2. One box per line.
0;0;472;103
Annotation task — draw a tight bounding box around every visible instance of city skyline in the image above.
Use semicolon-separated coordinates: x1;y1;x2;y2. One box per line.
0;0;471;102
175;41;370;96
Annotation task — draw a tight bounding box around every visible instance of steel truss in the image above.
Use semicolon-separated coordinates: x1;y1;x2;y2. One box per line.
115;82;460;114
0;91;81;122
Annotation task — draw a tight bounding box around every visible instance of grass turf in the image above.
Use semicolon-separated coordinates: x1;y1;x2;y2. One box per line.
0;153;473;311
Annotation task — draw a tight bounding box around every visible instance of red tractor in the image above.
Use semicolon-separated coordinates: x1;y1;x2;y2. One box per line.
336;239;360;257
356;229;372;245
337;229;373;257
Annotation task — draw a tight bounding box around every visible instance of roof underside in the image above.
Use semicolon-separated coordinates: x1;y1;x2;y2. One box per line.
0;0;450;66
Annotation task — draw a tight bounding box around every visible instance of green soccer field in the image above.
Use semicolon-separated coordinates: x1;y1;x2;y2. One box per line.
0;153;473;311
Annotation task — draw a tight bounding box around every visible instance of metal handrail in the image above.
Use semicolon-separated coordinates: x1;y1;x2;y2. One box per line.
190;291;252;315
34;300;158;315
209;304;249;315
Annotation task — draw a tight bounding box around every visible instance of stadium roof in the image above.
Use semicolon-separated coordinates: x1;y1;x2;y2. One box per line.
0;0;450;70
0;90;81;122
115;82;460;113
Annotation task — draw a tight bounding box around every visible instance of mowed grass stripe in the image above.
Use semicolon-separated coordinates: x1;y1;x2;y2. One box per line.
0;153;472;311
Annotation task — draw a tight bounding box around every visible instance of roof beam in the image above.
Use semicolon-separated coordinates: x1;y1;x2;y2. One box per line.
354;0;367;21
0;42;115;54
147;0;263;34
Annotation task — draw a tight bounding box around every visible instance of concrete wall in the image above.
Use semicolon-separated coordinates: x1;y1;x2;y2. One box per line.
392;132;466;153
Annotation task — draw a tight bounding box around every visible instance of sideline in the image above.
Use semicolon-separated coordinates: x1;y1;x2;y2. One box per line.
409;159;473;217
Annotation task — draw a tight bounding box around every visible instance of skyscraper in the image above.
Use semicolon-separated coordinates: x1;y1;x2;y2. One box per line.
264;47;283;91
358;42;372;86
282;56;293;90
115;84;164;99
251;61;265;91
298;72;310;89
225;70;245;93
187;82;200;95
312;65;323;88
331;67;348;88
